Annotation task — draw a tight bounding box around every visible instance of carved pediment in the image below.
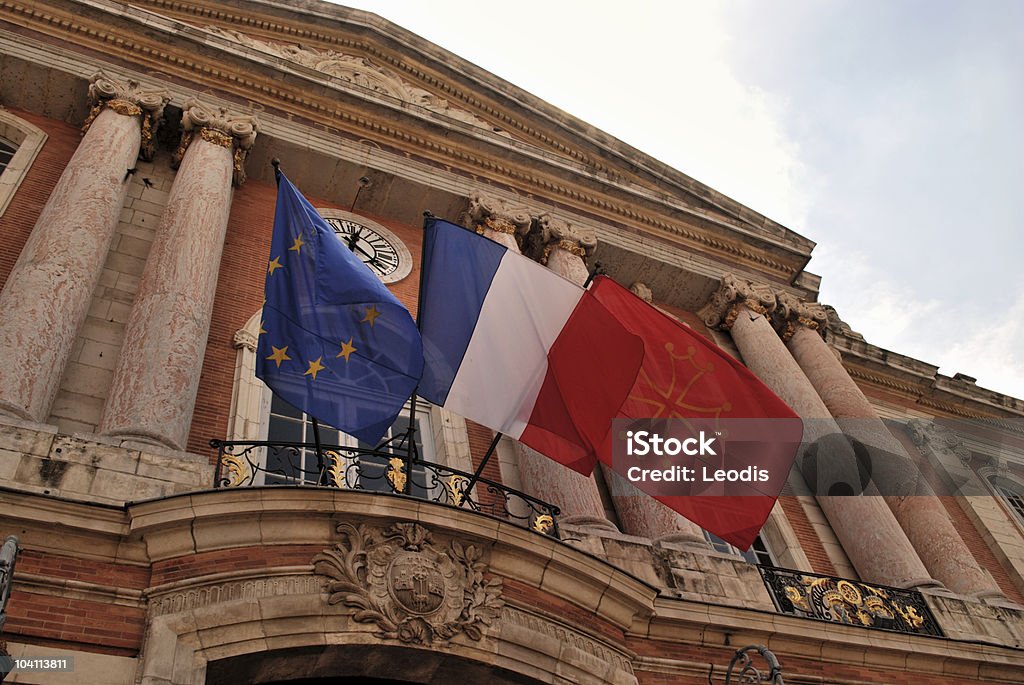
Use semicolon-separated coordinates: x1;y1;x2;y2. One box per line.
204;26;510;137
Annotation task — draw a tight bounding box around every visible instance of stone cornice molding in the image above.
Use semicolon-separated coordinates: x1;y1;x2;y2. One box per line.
773;291;828;342
0;2;815;284
173;98;260;185
202;25;510;139
158;0;815;252
832;332;1024;420
81;71;169;161
699;274;778;330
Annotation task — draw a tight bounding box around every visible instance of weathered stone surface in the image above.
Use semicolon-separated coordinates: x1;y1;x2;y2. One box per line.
787;323;1004;599
0;107;141;422
100;104;256;449
715;281;936;589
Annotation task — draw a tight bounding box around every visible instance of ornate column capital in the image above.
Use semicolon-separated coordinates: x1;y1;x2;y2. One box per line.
232;328;258;352
700;274;778;330
907;419;972;467
773;292;828;342
82;72;169;161
464;193;533;245
173;99;260;185
629;282;653;303
531;213;596;265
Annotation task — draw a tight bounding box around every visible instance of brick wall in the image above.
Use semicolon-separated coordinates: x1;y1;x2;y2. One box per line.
0;108;78;290
4;590;144;654
150;544;323;586
186;184;424;457
15;549;150;590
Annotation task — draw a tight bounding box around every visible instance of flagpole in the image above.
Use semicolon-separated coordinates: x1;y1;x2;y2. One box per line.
270;158;327;483
394;210;436;495
583;260;603;288
459;261;605;502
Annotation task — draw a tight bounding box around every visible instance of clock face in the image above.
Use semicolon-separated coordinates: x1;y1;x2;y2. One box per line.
318;212;411;284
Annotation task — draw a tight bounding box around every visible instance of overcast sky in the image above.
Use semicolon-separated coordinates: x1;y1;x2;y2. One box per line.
332;1;1024;400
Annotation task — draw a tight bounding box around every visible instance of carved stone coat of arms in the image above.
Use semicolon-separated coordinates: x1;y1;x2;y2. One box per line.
313;522;503;644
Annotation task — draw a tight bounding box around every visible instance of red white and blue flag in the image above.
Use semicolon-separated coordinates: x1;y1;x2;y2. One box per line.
417;217;643;474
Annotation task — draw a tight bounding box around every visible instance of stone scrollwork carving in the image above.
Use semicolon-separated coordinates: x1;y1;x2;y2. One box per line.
530;213;597;265
313;522;503;645
203;26;508;137
464;193;533;245
629;282;654;303
907;419;973;467
773;292;828;342
700;273;778;330
173;98;260;185
823;304;864;340
82;72;170;161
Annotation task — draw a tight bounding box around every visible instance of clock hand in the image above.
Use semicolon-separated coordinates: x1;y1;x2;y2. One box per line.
350;241;383;267
345;226;362;252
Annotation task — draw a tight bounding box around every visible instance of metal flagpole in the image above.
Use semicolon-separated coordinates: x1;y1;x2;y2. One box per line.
458;260;605;500
271;159;326;482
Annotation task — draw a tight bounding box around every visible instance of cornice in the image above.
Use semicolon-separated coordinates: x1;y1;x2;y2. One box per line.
831;332;1024;420
0;3;808;281
134;0;814;250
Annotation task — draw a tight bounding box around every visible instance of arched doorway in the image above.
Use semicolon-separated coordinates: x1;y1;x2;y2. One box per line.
206;644;549;685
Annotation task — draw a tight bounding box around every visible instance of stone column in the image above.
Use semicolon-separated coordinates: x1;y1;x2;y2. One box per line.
777;295;1003;599
701;276;937;588
99;100;258;450
601;281;708;545
494;211;614;529
0;73;167;422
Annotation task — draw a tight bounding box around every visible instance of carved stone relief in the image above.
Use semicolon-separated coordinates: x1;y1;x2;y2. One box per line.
463;192;533;247
313;521;503;645
172;98;259;185
81;71;169;161
204;26;508;137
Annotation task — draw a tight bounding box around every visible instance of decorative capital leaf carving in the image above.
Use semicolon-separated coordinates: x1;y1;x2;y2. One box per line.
773;292;828;341
82;72;169;161
700;274;778;330
173;99;260;185
464;193;533;247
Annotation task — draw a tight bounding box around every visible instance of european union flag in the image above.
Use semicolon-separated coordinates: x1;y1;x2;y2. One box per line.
256;172;423;444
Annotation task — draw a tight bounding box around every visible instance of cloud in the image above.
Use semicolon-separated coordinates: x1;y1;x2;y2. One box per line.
815;244;1024;400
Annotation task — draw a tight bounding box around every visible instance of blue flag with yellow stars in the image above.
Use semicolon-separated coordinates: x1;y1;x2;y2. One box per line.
256;172;423;444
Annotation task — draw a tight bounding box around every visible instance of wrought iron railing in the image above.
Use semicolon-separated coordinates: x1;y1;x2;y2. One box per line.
758;565;942;637
210;439;560;538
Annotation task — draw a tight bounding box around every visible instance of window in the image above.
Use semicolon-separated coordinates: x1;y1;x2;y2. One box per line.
0;112;47;219
0;138;15;175
703;530;777;566
264;393;432;498
989;475;1024;528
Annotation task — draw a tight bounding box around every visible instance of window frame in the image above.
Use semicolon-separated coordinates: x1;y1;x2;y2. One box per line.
0;111;47;220
261;388;435;496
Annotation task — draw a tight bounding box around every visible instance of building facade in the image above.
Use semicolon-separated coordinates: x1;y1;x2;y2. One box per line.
0;1;1022;683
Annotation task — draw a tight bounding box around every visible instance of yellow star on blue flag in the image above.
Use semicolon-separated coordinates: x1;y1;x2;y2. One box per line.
256;171;423;443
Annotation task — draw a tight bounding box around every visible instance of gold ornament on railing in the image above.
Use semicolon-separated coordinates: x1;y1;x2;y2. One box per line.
386;457;407;493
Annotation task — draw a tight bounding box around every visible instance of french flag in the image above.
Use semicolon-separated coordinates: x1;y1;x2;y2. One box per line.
417;218;643;474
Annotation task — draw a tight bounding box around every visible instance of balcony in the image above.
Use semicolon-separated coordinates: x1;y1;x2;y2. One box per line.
758;565;943;637
210;438;562;539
